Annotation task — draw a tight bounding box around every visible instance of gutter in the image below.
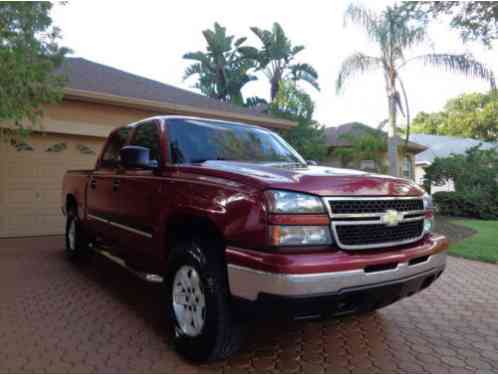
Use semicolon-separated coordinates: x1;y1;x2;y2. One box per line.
63;88;296;129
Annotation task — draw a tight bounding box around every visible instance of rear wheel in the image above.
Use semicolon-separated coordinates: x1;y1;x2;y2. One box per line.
166;238;241;362
65;205;89;259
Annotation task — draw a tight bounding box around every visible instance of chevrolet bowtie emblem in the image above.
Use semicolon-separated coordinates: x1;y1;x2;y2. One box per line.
381;209;404;226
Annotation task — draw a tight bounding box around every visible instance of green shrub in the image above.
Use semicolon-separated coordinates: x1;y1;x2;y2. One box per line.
433;191;498;220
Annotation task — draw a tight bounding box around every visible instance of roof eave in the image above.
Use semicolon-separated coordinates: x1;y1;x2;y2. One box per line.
63;87;296;129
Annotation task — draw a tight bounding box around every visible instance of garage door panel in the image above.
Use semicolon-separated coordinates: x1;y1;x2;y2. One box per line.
0;134;103;237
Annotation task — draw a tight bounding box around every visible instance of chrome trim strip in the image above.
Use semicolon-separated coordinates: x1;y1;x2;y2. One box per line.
88;214;107;223
227;252;446;301
330;209;425;219
87;214;153;238
108;221;153;238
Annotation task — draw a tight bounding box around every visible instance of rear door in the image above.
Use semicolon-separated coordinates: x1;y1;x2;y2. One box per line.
86;127;131;248
115;121;164;271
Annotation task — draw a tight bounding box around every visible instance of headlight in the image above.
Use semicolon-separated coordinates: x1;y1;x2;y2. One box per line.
423;193;433;210
265;190;325;214
423;193;434;233
270;225;332;246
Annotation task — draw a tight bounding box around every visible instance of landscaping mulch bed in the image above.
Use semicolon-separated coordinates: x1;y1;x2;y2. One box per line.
434;216;478;244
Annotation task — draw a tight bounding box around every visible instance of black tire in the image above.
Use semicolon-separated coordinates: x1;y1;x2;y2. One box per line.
65;205;89;259
165;237;241;363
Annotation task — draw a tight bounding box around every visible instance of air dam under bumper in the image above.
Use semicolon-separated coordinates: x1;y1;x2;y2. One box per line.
228;251;446;301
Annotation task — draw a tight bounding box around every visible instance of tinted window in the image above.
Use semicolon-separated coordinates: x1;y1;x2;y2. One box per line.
167;119;305;165
101;127;130;166
130;122;161;162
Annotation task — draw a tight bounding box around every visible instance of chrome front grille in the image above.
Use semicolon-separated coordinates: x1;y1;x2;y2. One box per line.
324;197;426;250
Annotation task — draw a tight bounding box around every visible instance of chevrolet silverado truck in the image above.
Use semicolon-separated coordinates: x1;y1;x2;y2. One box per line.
62;116;448;362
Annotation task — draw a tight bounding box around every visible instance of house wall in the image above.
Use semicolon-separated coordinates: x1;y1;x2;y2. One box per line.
324;148;417;180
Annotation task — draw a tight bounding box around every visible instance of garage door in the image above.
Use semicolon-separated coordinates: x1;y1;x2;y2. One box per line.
0;133;103;237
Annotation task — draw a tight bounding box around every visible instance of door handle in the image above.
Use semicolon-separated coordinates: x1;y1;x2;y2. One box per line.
90;179;96;189
113;179;120;192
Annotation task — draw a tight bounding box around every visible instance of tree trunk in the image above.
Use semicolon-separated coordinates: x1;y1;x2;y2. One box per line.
387;93;399;177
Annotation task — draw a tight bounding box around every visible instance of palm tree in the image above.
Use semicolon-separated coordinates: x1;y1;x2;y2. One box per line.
183;23;256;105
336;4;496;177
239;22;319;101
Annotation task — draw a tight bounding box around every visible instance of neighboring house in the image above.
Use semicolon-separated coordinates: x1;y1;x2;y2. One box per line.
0;57;294;238
324;123;427;180
411;134;497;193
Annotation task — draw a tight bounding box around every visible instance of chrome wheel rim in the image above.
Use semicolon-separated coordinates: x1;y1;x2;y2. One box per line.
68;219;76;251
172;265;206;337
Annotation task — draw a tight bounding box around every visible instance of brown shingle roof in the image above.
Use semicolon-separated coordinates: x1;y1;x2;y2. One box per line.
55;57;286;125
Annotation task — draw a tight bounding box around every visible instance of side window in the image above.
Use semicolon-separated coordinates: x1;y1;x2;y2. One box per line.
129;122;161;162
101;127;130;166
402;156;413;179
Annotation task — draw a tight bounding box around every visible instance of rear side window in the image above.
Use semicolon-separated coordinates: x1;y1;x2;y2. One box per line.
101;127;130;166
129;122;161;162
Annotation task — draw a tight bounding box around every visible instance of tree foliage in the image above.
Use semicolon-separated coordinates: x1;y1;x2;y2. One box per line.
332;124;388;173
183;23;256;105
402;2;498;48
412;91;498;142
426;146;498;219
270;81;328;161
0;2;68;140
239;23;319;101
336;3;496;177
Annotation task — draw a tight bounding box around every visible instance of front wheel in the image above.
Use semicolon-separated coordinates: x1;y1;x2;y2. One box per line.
166;238;241;362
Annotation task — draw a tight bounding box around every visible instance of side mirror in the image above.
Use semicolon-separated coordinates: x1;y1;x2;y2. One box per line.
120;146;157;169
307;160;318;166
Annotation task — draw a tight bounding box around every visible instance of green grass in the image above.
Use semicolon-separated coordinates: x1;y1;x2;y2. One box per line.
449;219;498;263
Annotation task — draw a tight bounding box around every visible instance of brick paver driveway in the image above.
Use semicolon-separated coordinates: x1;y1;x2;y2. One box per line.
1;237;498;373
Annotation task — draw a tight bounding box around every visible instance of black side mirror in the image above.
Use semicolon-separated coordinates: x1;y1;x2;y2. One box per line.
120;146;157;169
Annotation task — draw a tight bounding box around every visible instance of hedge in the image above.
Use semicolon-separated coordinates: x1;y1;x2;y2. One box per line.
433;191;498;220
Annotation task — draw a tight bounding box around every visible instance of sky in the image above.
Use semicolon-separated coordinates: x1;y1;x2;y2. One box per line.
51;1;498;128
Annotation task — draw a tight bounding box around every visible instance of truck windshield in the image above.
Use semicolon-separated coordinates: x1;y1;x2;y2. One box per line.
167;118;306;165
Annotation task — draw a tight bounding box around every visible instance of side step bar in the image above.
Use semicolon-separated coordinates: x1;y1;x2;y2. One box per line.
92;246;164;283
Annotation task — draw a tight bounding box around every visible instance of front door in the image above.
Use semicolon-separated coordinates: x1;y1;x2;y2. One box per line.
86;127;131;250
115;121;163;272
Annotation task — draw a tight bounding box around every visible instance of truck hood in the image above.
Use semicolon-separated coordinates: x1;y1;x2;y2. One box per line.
182;161;423;197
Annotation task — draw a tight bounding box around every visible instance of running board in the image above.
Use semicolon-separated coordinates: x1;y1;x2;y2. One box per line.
93;247;164;283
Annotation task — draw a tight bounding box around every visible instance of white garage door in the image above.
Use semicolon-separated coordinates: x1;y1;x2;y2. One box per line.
0;134;103;237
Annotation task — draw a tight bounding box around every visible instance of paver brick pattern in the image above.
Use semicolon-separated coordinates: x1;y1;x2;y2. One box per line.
1;237;498;373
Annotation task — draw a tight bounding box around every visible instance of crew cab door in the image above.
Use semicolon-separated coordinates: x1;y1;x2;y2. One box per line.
116;121;163;271
86;127;131;249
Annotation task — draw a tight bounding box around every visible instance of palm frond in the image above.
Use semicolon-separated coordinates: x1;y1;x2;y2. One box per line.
182;51;210;64
290;63;320;91
183;63;203;80
344;4;380;39
417;53;496;89
336;53;382;93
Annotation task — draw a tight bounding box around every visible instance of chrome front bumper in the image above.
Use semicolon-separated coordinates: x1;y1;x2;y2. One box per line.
227;251;447;301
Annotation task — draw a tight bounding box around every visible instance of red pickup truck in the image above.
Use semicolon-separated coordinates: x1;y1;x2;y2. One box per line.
62;116;448;362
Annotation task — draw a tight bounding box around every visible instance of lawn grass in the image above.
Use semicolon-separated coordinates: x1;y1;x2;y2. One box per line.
448;219;498;263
